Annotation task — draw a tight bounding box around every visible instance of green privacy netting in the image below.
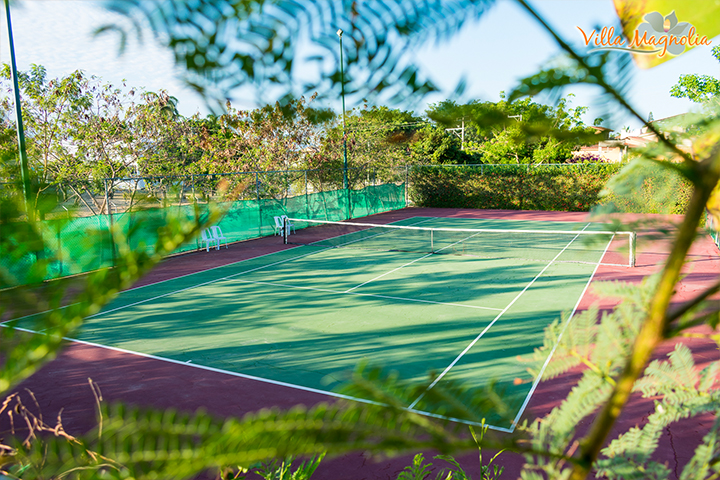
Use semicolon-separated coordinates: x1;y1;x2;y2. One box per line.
1;183;406;288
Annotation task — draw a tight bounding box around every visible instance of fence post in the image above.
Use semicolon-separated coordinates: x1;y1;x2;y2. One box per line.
346;169;351;221
56;222;62;277
256;172;262;236
191;175;200;250
405;165;409;207
104;178;116;267
178;180;184;211
305;170;309;220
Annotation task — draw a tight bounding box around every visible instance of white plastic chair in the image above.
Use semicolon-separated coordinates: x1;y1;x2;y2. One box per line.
273;216;284;236
210;226;228;249
280;215;296;234
200;229;218;252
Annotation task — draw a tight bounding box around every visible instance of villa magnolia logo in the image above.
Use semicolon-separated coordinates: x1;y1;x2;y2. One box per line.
577;11;712;57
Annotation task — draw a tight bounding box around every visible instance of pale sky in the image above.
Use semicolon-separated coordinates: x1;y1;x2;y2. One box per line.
1;0;718;130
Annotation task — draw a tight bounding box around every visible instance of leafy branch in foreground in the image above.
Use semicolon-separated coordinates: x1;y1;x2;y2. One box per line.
0;374;483;479
500;3;720;478
97;0;494;111
0;194;222;393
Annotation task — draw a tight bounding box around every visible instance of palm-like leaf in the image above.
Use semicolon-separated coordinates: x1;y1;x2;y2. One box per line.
98;0;494;111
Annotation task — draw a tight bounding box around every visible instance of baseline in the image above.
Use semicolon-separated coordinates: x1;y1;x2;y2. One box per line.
1;324;511;431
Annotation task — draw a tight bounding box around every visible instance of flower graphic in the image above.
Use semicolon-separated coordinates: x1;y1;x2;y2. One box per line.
637;11;692;55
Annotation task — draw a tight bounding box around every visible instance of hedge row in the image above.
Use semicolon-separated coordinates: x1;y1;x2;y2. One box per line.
408;164;693;214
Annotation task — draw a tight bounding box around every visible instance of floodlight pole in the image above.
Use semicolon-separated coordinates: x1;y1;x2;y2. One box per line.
337;29;349;218
4;0;32;218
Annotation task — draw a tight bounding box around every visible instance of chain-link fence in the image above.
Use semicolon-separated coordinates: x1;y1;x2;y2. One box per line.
2;167;407;288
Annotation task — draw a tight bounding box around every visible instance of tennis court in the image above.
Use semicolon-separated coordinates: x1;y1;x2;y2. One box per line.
11;215;632;432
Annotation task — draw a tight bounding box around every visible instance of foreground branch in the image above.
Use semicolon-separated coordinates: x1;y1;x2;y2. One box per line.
570;151;720;479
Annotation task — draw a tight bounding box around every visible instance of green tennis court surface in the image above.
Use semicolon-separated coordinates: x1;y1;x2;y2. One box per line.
12;216;620;431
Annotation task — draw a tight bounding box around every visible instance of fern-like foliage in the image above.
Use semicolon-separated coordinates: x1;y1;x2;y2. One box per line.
526;275;660;385
338;361;516;429
254;453;325;480
0;205;221;395
397;453;434;480
596;343;720;479
2;398;482;479
98;0;494;111
520;276;668;478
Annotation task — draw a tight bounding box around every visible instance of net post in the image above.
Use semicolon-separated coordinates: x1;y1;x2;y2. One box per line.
629;232;637;267
283;217;289;244
430;229;434;253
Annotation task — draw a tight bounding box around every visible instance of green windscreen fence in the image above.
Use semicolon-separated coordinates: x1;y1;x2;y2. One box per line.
2;182;406;288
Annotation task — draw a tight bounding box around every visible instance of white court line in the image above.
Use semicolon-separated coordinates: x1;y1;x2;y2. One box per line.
507;234;615;433
0;323;511;432
407;223;592;410
1;247;312;325
1;307;64;325
1;247;310;326
344;253;434;293
231;278;503;312
343;231;484;293
84;247;334;320
5;217;433;325
122;245;306;293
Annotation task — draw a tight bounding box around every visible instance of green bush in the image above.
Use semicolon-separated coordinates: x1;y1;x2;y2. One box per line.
598;160;695;215
408;163;693;214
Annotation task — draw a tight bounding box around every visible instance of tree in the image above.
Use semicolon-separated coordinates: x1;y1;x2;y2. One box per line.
181;95;332;175
427;94;601;164
307;104;425;189
0;64;95;211
0;66;200;214
409;123;478;164
669;46;720;226
670;45;720;104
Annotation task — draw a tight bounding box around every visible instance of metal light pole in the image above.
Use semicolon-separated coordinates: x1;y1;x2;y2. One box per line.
337;29;348;200
4;0;32;217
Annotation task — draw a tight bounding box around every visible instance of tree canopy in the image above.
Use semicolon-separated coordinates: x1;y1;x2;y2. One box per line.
670;45;720;104
426;94;602;164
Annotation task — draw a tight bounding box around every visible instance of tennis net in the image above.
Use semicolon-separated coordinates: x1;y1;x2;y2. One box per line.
283;218;636;267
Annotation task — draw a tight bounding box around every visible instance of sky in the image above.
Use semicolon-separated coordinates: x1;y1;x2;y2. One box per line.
1;0;718;131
